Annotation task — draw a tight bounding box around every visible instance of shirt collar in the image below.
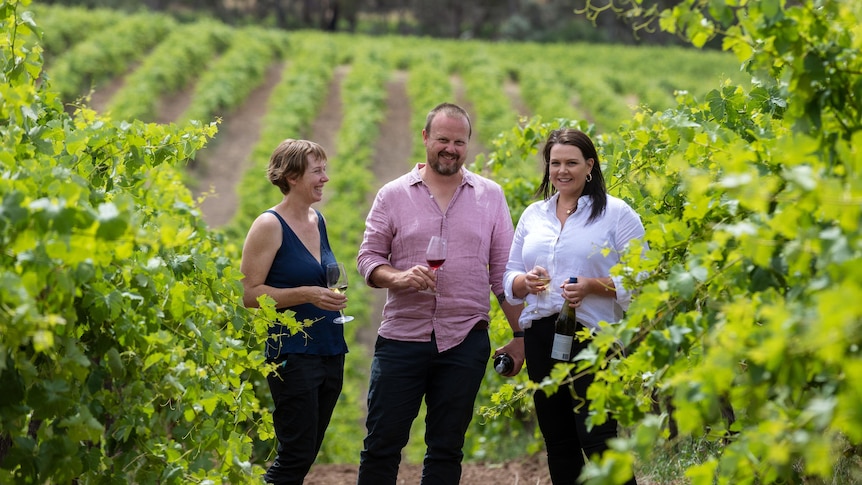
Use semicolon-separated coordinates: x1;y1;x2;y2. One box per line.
547;192;593;213
408;163;474;187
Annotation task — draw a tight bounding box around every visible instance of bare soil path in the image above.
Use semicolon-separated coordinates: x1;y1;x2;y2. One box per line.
308;65;347;178
507;77;531;118
190;62;285;227
362;69;412;347
305;454;552;485
303;63;348;215
452;74;488;159
88;74;126;114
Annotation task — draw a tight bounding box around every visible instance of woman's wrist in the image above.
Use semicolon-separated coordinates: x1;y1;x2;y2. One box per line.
514;274;528;299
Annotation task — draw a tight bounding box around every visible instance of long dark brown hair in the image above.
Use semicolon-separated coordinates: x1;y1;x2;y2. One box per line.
535;128;607;223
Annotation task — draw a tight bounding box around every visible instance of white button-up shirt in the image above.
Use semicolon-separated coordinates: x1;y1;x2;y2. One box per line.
504;192;645;330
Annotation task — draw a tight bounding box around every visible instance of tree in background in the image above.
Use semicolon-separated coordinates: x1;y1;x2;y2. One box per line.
34;0;690;43
256;0;360;30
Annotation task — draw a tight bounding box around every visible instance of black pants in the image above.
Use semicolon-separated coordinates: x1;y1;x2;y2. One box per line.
357;329;490;485
264;353;344;485
525;316;636;485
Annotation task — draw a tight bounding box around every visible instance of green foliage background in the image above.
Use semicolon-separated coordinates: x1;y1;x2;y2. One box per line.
1;2;270;483
479;1;862;484
1;0;860;483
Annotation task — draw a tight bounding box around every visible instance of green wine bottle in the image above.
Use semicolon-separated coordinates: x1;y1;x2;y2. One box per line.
550;277;578;361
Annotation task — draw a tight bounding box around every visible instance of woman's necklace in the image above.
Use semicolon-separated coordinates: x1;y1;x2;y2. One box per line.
564;201;578;215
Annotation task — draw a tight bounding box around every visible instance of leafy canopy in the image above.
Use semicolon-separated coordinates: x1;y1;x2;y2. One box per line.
0;1;283;482
481;0;861;483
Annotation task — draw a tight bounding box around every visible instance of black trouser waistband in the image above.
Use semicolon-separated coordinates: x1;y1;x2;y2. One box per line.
532;314;587;328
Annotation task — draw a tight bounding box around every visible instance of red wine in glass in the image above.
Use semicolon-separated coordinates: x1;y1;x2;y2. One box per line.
422;236;447;294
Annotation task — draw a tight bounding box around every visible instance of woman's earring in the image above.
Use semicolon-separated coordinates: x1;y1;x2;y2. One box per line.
586;173;593;183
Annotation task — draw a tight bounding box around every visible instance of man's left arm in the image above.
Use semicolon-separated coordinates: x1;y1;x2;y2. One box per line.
488;186;525;376
493;295;525;376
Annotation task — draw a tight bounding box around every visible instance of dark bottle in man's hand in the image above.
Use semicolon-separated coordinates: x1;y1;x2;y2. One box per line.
493;353;514;375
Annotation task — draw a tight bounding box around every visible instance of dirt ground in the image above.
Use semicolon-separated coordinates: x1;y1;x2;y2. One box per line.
89;62;557;484
303;455;553;485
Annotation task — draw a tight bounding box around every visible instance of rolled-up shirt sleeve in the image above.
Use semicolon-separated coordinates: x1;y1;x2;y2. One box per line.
504;215;528;305
357;191;393;288
488;187;515;300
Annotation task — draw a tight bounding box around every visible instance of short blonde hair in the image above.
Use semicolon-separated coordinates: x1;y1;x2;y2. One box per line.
267;139;327;194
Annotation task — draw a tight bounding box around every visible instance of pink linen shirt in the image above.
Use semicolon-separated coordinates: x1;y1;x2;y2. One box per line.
357;164;515;352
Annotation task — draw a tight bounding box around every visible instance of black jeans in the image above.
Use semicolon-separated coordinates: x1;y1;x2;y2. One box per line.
525;316;636;485
357;329;490;485
264;353;344;485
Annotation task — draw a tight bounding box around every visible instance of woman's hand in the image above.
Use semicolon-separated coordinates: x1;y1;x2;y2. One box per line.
561;277;587;307
312;286;347;311
524;267;548;294
560;276;616;306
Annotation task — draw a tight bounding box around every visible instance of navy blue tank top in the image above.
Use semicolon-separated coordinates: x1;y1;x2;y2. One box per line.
263;209;348;359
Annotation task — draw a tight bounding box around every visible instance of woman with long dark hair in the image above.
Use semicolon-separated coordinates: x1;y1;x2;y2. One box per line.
501;128;642;484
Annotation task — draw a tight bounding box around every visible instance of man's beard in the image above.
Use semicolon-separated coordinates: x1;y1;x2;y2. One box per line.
428;152;462;176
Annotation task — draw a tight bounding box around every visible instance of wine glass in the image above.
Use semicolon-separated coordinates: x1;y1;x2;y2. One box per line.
532;254;551;313
326;262;354;324
421;236;447;294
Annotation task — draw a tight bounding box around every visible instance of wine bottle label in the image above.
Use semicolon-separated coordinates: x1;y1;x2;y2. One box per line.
550;333;574;361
